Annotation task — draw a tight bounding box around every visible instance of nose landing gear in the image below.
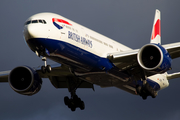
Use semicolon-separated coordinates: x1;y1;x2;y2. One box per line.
41;57;52;73
35;50;52;74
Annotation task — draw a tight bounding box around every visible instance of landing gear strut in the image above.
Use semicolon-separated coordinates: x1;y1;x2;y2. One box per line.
134;69;157;100
41;57;52;73
64;77;85;111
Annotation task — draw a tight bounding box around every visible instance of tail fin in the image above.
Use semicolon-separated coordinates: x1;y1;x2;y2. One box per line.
150;9;161;44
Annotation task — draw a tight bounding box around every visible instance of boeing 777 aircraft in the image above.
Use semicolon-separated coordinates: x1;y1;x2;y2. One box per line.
1;9;180;111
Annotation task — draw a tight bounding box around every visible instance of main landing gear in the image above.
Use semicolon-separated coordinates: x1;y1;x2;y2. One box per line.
64;93;85;111
136;81;157;100
41;57;52;73
64;77;85;111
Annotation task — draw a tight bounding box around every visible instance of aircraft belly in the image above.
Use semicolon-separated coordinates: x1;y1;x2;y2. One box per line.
27;38;114;72
27;38;160;96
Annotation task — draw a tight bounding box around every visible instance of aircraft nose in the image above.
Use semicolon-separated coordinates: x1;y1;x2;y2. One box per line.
23;25;38;41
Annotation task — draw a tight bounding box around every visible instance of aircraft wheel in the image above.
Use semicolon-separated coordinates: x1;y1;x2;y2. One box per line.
68;102;72;108
142;95;147;100
46;65;52;73
64;96;70;105
77;97;81;103
68;100;76;111
71;105;76;111
136;86;142;95
144;82;150;90
64;93;85;111
80;101;85;110
144;83;157;98
41;66;46;74
151;91;157;98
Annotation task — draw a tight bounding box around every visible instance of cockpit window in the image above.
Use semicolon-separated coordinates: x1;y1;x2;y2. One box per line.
25;21;31;25
43;20;46;24
39;20;43;23
25;19;47;25
32;20;38;23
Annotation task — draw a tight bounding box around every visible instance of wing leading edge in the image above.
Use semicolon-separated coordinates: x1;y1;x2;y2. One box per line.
0;63;94;89
107;42;180;70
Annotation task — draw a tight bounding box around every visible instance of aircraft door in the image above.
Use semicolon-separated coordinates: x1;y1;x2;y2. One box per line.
60;24;66;40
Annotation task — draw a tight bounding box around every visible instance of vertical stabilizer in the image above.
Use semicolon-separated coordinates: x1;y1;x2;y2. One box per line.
150;9;161;44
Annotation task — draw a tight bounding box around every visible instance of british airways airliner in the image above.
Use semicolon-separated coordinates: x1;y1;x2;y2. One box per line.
1;9;180;111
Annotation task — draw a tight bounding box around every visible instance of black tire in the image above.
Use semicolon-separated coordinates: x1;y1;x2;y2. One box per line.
41;66;46;74
142;95;147;100
145;83;157;98
80;101;85;110
64;96;69;105
46;65;52;73
77;98;81;102
68;102;72;108
71;105;76;111
136;86;142;95
151;91;157;98
71;108;76;111
144;82;150;90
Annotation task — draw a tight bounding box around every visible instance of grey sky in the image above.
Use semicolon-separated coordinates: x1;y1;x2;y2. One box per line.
0;0;180;120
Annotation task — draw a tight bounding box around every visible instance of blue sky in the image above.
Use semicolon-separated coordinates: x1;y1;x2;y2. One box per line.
0;0;180;120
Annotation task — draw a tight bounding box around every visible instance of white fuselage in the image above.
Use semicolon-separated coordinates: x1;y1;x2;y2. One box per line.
23;12;169;95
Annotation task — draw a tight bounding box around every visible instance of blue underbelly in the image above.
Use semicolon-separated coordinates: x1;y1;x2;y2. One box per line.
27;38;114;72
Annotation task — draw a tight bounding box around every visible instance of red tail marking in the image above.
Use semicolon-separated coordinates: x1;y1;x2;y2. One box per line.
151;19;161;40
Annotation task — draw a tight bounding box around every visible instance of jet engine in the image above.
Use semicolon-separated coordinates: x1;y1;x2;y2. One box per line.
137;44;171;73
8;66;42;96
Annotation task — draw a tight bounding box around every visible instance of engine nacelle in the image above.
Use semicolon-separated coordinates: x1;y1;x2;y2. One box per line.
137;44;171;73
8;66;42;96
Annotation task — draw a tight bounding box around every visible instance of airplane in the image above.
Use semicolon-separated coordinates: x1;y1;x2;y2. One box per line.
1;9;180;111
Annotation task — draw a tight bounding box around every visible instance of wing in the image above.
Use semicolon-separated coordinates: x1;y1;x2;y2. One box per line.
107;42;180;67
163;42;180;59
166;72;180;80
107;49;139;70
0;70;10;82
0;63;94;89
36;64;94;89
107;42;180;80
